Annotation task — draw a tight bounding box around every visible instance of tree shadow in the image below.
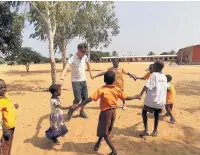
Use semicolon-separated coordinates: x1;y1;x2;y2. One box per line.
113;122;143;138
175;80;200;96
180;107;200;113
24;114;55;150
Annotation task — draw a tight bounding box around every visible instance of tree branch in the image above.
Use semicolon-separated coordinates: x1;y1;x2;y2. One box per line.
30;2;48;24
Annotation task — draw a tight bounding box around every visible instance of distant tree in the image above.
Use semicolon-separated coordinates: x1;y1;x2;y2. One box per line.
169;50;176;55
0;2;24;58
148;51;156;56
15;47;43;72
112;51;118;57
90;51;111;62
160;52;169;55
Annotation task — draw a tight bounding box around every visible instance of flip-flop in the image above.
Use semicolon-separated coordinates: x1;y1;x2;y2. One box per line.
139;131;149;138
169;119;176;124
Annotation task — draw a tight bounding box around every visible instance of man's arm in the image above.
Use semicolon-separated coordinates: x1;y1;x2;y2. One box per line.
60;64;70;85
86;62;93;79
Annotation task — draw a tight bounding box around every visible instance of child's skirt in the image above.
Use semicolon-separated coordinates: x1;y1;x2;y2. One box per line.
45;113;68;140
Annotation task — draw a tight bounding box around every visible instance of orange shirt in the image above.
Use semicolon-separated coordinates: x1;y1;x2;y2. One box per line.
91;85;127;111
166;83;176;104
107;67;127;90
144;72;152;80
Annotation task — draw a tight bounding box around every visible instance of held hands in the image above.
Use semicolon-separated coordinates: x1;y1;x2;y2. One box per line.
70;104;81;111
134;94;142;100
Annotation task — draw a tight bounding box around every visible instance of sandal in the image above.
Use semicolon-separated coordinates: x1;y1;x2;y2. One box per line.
151;131;158;137
94;144;101;151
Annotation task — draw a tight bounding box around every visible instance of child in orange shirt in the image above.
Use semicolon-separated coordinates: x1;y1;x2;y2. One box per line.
73;71;139;155
93;58;137;110
165;75;176;124
136;64;154;80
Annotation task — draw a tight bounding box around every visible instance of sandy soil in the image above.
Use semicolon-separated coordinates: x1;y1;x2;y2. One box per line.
0;62;200;155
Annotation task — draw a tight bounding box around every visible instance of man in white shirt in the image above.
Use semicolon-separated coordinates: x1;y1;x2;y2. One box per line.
138;61;167;137
60;43;93;119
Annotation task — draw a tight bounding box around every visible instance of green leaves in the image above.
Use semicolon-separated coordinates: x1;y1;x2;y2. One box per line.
0;2;24;56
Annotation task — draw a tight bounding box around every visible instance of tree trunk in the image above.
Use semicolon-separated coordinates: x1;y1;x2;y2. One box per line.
88;50;90;62
48;32;56;84
61;39;67;70
26;63;29;72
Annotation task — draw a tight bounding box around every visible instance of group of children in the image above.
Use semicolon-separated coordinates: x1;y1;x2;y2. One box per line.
0;59;176;155
45;59;176;155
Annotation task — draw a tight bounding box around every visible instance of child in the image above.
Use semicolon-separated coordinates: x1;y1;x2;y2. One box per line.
93;58;137;110
0;79;19;155
136;64;154;80
45;84;72;145
165;75;176;124
72;71;139;155
138;61;167;137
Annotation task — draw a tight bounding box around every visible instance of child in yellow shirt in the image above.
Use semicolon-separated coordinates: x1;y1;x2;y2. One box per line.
0;79;19;155
93;58;137;110
165;75;176;124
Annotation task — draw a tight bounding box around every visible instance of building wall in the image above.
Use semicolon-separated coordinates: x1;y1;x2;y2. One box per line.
192;45;200;63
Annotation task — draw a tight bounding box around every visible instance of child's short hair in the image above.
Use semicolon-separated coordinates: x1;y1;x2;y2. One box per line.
49;84;61;94
153;61;164;72
104;71;115;85
166;75;172;82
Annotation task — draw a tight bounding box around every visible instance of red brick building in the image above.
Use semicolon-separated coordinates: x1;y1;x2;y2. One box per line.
177;45;200;65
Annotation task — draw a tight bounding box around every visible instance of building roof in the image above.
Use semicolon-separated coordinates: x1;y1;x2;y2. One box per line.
101;55;177;59
177;44;200;55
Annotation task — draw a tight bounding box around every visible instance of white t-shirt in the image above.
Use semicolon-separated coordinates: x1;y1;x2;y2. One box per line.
144;72;167;109
67;54;88;82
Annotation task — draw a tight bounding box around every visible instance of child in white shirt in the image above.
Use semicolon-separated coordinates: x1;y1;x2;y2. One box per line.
138;61;167;137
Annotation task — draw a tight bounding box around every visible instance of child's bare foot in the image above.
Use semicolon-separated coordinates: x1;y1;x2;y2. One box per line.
122;104;126;110
151;130;158;137
169;118;176;124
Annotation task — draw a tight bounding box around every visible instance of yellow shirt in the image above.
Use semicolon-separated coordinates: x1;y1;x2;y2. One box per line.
0;95;16;129
91;85;127;111
107;67;127;90
166;84;176;104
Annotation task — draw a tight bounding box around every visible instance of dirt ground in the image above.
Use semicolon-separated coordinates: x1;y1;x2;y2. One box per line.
0;62;200;155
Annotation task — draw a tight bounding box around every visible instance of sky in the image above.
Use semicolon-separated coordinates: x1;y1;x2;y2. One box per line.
22;1;200;58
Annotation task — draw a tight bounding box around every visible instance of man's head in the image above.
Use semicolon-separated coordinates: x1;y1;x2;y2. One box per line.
0;79;6;97
166;75;172;83
153;61;164;72
77;43;88;58
49;84;61;96
104;71;115;85
112;58;119;68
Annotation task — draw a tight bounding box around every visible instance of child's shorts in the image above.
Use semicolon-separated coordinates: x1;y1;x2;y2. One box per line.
165;104;173;109
97;108;116;137
143;105;162;113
